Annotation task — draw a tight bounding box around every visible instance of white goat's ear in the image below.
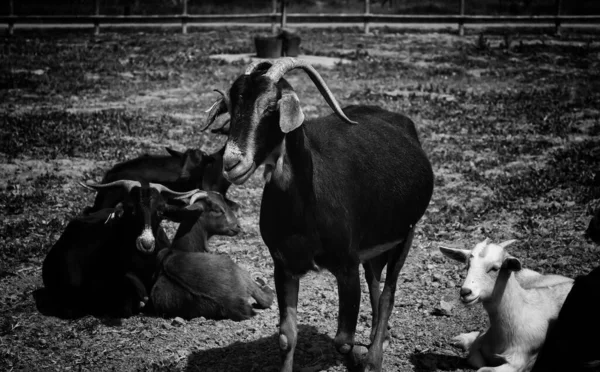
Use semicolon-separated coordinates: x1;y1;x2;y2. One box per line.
278;92;305;134
498;239;517;248
439;246;470;263
502;255;522;271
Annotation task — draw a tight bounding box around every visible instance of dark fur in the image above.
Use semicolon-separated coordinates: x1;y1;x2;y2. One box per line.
585;208;600;244
201;146;240;212
88;148;215;212
170;191;241;252
224;69;434;371
532;266;600;372
40;185;178;318
151;249;274;321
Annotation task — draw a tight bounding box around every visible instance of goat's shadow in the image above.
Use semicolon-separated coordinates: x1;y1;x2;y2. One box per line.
409;351;468;372
185;324;342;372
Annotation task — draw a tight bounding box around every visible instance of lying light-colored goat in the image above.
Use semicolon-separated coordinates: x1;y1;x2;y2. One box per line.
440;239;573;372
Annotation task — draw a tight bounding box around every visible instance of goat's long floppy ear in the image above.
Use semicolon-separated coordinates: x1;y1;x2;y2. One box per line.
278;91;305;134
502;255;522;271
498;239;517;248
439;246;470;263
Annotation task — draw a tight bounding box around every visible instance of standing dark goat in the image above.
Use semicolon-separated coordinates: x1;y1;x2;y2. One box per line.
40;180;199;318
204;58;434;371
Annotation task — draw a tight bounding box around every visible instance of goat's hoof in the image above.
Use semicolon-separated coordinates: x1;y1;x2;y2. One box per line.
279;334;289;350
338;343;352;354
352;345;369;359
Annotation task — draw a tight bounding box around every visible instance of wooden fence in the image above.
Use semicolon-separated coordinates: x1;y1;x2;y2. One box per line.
3;0;600;36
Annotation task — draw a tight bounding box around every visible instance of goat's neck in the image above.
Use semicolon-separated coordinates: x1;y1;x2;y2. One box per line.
171;217;208;251
483;270;526;339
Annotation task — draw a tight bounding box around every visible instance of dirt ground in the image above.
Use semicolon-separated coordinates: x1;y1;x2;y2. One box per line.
1;27;600;372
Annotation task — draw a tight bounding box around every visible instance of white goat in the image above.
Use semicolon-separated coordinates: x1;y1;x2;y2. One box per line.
440;239;574;372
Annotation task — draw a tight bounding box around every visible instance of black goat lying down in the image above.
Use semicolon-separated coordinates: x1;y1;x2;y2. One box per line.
88;146;239;213
150;190;271;320
40;180;200;318
532;212;600;372
170;190;241;253
151;249;274;321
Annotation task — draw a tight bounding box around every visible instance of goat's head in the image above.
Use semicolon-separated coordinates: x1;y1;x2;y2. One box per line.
204;57;358;185
440;239;521;305
80;180;201;254
165;147;215;190
168;190;241;237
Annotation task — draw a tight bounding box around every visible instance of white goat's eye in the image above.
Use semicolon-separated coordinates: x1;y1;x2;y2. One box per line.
488;266;499;273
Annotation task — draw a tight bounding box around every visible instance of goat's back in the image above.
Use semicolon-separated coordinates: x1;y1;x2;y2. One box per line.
303;105;434;248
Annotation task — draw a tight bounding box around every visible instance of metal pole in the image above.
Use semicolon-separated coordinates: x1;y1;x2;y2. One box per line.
280;0;287;31
94;0;100;35
364;0;370;34
8;0;14;36
458;0;465;36
555;0;562;36
182;0;188;34
272;0;278;33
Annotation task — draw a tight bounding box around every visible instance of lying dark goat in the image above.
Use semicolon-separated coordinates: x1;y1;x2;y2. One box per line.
151;249;274;321
170;190;241;253
204;58;434;371
88;147;239;213
40;180;200;318
532;212;600;372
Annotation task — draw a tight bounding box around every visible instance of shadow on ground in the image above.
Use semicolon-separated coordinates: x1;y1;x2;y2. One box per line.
410;351;467;371
185;324;342;372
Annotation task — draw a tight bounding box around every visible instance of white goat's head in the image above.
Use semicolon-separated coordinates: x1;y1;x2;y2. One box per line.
440;239;521;305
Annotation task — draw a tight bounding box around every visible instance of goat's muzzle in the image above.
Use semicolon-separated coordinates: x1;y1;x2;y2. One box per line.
136;228;156;254
223;145;257;185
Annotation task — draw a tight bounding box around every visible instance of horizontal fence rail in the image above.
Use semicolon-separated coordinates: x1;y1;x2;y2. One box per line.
3;0;600;36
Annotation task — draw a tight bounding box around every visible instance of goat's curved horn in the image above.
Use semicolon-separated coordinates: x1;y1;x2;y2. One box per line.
80;180;141;193
149;183;201;200
213;89;230;111
244;60;273;75
264;57;358;125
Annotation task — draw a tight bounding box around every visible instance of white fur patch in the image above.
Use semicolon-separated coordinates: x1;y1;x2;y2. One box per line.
262;139;292;189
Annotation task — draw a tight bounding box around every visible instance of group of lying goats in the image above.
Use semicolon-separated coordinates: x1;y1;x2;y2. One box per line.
37;144;274;321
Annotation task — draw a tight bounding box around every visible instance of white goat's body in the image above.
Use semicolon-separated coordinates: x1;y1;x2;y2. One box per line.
458;275;573;372
441;240;574;372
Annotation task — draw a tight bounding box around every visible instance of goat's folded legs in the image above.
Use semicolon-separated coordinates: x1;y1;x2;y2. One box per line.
363;228;414;372
274;262;300;372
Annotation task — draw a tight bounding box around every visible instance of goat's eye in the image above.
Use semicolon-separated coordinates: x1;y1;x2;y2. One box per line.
488;266;499;273
211;209;224;216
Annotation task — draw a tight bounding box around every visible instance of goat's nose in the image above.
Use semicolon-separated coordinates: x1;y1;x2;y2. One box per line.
223;156;241;172
460;287;472;297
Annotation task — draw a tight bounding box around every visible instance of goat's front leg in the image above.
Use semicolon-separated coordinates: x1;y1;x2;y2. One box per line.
274;261;300;372
477;364;520;372
333;262;361;362
452;331;481;351
364;228;414;372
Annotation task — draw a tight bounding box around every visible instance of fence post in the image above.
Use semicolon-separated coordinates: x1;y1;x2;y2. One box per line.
364;0;370;34
8;0;14;36
272;0;278;33
555;0;562;36
93;0;100;35
182;0;188;34
458;0;465;36
280;0;287;31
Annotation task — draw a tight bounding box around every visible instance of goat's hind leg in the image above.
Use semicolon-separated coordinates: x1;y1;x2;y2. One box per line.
364;254;390;348
363;228;414;372
274;261;300;372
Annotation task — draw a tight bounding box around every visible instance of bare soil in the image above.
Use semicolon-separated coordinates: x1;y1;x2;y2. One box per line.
1;27;599;372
